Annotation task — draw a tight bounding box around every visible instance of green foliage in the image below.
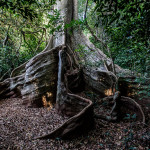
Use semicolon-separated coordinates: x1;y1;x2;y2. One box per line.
123;114;137;120
65;19;86;31
0;0;56;20
0;0;57;80
45;9;63;34
75;44;96;67
90;0;150;75
1;0;38;20
0;45;30;79
75;45;87;58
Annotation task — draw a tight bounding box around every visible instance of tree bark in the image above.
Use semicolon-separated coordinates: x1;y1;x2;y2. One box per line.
0;0;146;139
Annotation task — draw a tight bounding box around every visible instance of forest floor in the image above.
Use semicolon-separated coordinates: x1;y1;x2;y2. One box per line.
0;97;150;150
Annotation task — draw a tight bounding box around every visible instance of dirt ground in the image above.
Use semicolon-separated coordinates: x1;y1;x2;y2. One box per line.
0;98;150;150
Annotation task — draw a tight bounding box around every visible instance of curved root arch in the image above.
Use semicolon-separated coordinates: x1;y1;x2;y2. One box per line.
36;48;145;140
120;96;145;123
0;44;145;139
0;0;146;140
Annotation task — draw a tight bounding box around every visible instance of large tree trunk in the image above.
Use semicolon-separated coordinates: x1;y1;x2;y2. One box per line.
0;0;146;139
0;0;114;106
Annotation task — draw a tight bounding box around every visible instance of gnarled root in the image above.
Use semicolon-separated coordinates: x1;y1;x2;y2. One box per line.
120;96;145;123
95;92;145;123
0;44;145;140
36;50;94;139
36;94;94;139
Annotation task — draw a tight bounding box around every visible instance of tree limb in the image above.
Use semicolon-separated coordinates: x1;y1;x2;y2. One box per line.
35;28;45;52
84;1;116;74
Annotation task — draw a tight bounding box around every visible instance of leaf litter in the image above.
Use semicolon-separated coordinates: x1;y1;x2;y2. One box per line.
0;98;149;150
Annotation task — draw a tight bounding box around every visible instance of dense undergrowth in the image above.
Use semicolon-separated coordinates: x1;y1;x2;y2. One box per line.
0;0;150;81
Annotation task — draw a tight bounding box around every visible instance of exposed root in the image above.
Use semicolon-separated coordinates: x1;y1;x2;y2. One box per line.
0;79;11;99
35;49;94;139
0;45;65;106
35;94;94;139
66;44;80;69
0;44;146;140
95;93;145;123
11;62;27;77
121;96;145;123
36;47;145;139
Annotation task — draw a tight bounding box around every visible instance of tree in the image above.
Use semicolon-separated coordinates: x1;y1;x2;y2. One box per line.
90;0;150;74
0;0;56;80
0;0;145;139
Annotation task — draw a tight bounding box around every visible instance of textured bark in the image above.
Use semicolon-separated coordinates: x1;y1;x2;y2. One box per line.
83;68;117;95
118;76;150;101
0;46;63;107
0;0;146;139
35;50;94;139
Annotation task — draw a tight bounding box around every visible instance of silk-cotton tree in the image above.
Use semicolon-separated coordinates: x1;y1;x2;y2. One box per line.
0;0;145;139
